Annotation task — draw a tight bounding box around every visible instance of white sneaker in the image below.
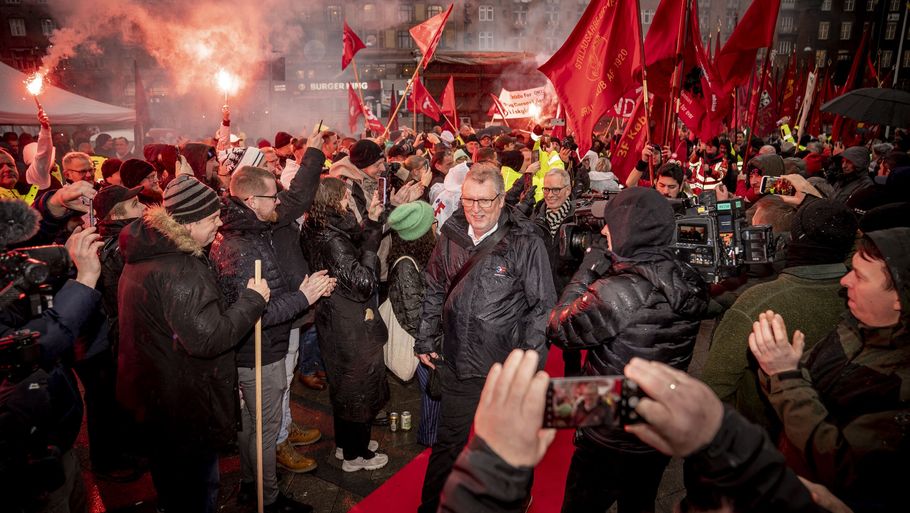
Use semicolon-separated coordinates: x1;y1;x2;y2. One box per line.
335;440;379;460
342;452;389;472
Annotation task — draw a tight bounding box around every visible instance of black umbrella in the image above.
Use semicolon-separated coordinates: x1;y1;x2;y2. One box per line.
820;87;910;128
476;125;511;138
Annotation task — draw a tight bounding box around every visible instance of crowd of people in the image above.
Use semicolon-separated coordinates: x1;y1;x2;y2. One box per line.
0;102;908;513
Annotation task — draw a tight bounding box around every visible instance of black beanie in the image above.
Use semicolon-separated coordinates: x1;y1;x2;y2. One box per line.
602;187;675;260
788;198;858;266
500;150;524;171
349;140;384;169
119;158;156;188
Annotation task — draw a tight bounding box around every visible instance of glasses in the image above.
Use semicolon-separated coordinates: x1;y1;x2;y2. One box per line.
461;193;500;209
65;167;94;176
250;194;279;202
542;185;568;195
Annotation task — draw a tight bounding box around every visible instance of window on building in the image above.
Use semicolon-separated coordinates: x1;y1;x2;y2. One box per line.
866;0;877;11
512;31;526;50
397;30;413;49
904;49;910;68
780;16;794;32
816;49;828;66
514;4;528;26
546;37;560;53
427;5;443;18
890;0;900;10
9;18;25;37
40;18;54;36
479;31;494;50
821;0;832;11
782;0;796;8
642;9;655;24
362;4;375;22
886;21;898;39
778;40;792;55
399;4;414;23
545;2;559;26
818;21;830;40
840;21;853;40
326;5;342;23
882;50;893;68
479;5;494;22
844;0;855;11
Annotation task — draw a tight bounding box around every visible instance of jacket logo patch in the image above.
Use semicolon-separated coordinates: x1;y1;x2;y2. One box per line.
494;265;508;277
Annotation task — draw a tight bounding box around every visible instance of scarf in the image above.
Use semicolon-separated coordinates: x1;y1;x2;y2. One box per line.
545;200;572;237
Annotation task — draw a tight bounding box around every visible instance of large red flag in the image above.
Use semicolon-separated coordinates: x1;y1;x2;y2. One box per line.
715;0;781;95
407;79;442;121
611;93;663;183
388;87;399;131
538;0;642;156
439;76;458;130
780;50;798;121
342;21;366;71
641;0;686;99
349;85;385;134
832;26;871;142
410;4;453;70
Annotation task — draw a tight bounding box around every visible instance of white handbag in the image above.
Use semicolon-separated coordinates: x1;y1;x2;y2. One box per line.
381;256;420;381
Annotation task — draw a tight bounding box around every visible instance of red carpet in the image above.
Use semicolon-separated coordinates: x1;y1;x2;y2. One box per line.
351;347;576;512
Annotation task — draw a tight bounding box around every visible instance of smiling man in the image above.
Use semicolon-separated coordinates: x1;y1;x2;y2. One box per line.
415;162;557;513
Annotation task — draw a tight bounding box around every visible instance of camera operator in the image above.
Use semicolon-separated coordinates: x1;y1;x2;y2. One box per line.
1;198;105;511
547;187;708;513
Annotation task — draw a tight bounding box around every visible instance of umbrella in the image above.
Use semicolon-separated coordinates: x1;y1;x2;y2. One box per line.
820;87;910;128
476;125;511;138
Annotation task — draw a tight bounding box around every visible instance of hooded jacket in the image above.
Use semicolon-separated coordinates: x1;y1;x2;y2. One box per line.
116;207;266;452
208;147;323;368
415;206;557;379
548;187;708;452
760;227;910;512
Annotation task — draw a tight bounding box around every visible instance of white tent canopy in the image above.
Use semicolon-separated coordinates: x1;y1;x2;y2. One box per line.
0;61;135;125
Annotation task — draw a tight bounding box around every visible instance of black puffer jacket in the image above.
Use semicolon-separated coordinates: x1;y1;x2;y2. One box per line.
117;207;266;452
388;256;425;337
303;211;389;422
209;147;323;367
98;217;135;351
414;206;557;379
548;187;708;451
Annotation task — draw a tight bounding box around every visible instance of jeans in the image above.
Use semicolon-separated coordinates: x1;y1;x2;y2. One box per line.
149;446;219;513
278;328;301;444
237;360;286;504
418;365;485;513
560;434;670;513
296;325;324;375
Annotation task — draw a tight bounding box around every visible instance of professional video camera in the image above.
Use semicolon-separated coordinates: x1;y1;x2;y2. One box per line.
671;197;774;283
557;192;619;263
0;246;72;311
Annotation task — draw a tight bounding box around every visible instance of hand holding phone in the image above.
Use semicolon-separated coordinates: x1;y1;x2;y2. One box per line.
759;176;796;196
543;375;644;429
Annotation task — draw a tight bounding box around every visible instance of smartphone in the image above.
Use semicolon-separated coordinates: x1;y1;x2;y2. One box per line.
759;176;796;196
377;176;388;205
83;195;95;227
543;376;644;429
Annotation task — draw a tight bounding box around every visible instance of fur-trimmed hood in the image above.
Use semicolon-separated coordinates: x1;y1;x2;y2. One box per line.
119;205;205;263
329;155;370;183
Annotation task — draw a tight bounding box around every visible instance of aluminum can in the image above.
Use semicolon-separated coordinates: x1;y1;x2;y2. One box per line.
389;411;399;432
400;411;412;431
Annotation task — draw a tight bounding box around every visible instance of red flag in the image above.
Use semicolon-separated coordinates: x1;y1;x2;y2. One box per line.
611;93;663;183
780;50;798;121
410;4;453;70
349;85;385;134
388;87;399;131
439;76;458;130
488;93;508;120
832;26;871;142
408;79;442;121
539;0;643;156
342;21;366;71
642;0;687;96
716;0;781;95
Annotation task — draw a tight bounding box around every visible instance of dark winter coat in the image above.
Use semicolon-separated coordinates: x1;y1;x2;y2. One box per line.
414;206;557;379
388;255;425;338
528;199;578;294
303;210;389;423
117;207;266;452
209;147;323;368
98;217;135;352
548;245;708;452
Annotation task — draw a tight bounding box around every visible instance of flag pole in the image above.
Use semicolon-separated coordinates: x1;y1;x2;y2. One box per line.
254;259;264;513
351;59;367;109
384;65;421;139
665;0;691;147
635;0;654;184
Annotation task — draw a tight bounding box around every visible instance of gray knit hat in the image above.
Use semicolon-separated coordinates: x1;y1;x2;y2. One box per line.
163;175;221;224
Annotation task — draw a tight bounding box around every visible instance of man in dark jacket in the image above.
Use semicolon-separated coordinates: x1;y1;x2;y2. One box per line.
749;227;910;512
415;162;557;513
209;144;331;511
117;175;270;513
830;146;872;205
547;186;708;513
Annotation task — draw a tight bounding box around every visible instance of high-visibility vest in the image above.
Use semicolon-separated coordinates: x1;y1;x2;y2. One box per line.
0;184;40;205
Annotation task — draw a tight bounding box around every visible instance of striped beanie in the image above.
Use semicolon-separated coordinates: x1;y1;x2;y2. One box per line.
163;175;221;224
218;146;264;176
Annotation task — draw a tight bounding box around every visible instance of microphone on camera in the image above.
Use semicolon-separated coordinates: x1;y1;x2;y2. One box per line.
0;199;39;249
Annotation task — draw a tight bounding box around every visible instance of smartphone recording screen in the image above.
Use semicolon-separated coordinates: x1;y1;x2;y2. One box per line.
544;376;624;429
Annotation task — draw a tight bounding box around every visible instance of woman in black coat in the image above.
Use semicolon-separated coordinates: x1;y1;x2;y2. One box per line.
302;176;390;472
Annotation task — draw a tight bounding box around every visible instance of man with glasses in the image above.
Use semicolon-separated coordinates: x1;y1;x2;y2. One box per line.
415;162;557;513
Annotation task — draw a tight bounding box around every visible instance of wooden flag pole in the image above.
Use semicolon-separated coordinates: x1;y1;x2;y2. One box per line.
384;65;422;139
351;59;368;110
254;259;264;513
635;0;655;184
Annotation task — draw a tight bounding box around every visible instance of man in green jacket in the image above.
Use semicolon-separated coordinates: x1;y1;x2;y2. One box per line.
701;199;857;435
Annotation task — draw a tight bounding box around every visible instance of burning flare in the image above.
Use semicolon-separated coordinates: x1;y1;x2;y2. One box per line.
527;103;542;121
25;72;45;96
215;68;241;97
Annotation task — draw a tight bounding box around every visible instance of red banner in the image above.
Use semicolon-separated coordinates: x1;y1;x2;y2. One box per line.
538;0;642;156
349;85;384;134
715;0;781;95
407;79;442;121
410;4;453;70
342;21;366;71
439;76;458;130
611;93;663;184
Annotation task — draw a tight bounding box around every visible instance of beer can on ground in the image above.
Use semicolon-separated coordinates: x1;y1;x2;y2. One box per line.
400;411;412;431
389;411;399;432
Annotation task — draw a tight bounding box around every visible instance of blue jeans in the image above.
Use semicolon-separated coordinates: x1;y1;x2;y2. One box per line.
296;325;324;375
